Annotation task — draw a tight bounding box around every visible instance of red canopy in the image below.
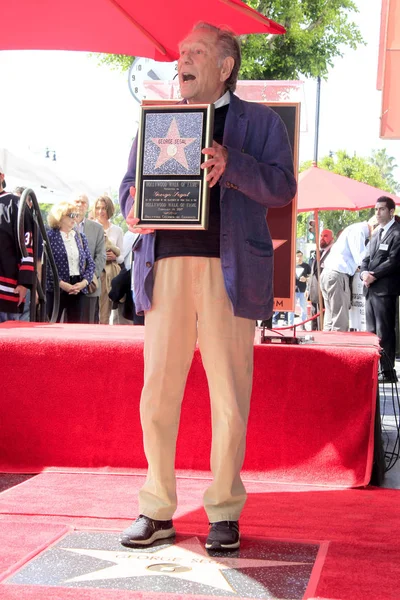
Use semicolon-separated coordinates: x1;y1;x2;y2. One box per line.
298;165;400;212
0;0;285;61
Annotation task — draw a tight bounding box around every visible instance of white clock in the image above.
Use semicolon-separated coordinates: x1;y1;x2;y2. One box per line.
128;57;177;104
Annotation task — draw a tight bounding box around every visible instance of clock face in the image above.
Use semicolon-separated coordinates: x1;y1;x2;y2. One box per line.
128;57;177;103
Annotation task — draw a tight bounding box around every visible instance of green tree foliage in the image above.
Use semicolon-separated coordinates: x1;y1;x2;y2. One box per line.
111;200;128;233
242;0;363;80
297;150;399;239
297;206;374;241
38;203;53;225
93;53;133;72
93;0;364;80
302;150;395;189
369;148;400;193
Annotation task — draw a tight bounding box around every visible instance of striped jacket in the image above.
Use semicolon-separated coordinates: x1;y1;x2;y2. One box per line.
0;191;34;313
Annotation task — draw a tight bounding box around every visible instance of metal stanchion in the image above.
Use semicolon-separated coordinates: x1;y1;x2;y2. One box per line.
17;188;60;323
396;297;400;359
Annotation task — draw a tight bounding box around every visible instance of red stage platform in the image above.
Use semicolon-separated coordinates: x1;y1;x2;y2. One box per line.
0;323;380;487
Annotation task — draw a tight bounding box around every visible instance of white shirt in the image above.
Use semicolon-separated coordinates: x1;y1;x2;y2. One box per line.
60;230;80;276
324;221;370;275
184;90;230;109
214;90;230;109
77;218;85;234
123;230;139;270
378;217;395;241
100;222;124;265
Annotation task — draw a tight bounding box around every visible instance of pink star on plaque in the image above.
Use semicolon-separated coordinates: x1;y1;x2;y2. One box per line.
151;118;196;170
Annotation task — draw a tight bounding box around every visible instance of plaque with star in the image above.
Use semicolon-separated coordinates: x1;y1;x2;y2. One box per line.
134;104;214;230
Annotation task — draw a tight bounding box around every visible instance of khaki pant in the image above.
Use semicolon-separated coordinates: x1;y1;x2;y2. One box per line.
320;268;351;331
99;271;112;324
138;257;255;522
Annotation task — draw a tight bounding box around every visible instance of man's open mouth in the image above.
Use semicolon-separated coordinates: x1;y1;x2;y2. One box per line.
182;73;196;82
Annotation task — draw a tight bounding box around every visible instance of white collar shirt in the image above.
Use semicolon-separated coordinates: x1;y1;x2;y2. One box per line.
324;222;370;275
77;219;85;234
214;91;230;109
60;229;80;276
379;217;395;241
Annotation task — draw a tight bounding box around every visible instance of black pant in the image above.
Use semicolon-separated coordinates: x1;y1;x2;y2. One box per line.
311;302;318;330
365;293;397;370
47;277;84;323
81;295;99;324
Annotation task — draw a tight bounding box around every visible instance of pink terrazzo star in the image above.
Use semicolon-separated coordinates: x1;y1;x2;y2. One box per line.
151;118;196;170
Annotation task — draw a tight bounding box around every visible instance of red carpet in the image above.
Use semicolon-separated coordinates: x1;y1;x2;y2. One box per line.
0;324;380;487
0;472;399;599
0;522;69;581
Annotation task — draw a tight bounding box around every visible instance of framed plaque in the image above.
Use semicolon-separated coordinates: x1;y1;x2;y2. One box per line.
134;104;214;229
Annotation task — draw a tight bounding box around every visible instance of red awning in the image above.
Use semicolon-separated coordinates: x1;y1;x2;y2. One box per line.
0;0;285;61
298;165;400;212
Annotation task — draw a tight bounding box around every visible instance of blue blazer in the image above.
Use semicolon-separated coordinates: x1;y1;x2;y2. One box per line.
46;228;95;294
119;92;297;319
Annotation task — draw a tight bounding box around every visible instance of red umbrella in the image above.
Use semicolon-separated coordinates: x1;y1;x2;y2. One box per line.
0;0;285;61
298;164;400;212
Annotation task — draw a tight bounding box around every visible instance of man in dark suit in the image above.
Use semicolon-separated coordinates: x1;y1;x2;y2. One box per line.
74;194;106;323
361;196;400;383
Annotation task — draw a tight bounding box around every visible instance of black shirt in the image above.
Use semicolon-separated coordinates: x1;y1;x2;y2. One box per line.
155;104;229;261
295;262;311;293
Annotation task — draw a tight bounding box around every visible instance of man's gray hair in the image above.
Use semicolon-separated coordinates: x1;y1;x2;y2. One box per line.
72;192;89;205
193;22;241;92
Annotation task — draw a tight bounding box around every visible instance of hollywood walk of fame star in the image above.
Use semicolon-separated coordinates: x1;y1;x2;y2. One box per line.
62;536;308;594
151;118;196;170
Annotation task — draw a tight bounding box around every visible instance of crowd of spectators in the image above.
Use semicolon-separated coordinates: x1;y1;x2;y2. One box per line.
0;163;142;326
274;197;400;383
1;161;399;375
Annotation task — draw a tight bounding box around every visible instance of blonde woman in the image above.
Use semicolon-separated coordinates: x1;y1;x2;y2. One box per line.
93;195;124;324
47;201;95;323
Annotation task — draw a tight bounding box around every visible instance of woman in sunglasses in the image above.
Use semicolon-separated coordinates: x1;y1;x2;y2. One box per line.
46;201;95;323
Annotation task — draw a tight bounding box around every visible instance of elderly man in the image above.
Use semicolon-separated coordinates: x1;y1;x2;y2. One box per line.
0;165;34;321
119;23;296;551
73;193;106;323
361;196;400;383
309;229;334;330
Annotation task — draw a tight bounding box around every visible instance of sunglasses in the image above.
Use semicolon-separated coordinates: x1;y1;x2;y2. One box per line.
66;213;79;218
